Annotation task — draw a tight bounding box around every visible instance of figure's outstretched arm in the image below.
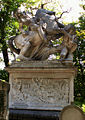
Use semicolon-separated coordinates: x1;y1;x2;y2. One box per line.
60;28;72;39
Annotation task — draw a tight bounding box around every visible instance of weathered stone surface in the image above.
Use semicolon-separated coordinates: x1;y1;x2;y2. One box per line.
6;60;77;111
0;80;10;120
59;105;85;120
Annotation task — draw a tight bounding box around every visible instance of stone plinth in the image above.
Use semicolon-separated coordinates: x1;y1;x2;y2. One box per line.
0;80;10;120
6;60;77;111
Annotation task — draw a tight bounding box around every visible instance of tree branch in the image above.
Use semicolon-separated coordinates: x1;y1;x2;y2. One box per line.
41;2;51;9
56;11;69;20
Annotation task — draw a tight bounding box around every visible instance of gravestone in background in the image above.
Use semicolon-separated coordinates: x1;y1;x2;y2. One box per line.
59;105;85;120
0;80;10;120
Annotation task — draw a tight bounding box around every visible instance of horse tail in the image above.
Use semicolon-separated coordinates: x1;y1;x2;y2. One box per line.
8;36;20;54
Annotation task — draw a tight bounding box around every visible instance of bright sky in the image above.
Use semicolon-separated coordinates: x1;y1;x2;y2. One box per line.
0;0;84;69
59;0;84;23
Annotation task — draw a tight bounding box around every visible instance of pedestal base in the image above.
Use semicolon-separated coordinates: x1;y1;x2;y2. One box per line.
9;109;60;120
6;60;76;119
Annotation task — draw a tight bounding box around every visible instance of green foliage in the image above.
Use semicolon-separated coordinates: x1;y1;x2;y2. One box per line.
82;104;85;113
0;0;41;67
73;13;85;104
0;0;26;66
74;102;85;113
0;70;9;82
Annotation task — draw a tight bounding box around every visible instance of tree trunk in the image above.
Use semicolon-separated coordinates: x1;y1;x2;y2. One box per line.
0;23;9;67
1;39;9;67
2;46;9;67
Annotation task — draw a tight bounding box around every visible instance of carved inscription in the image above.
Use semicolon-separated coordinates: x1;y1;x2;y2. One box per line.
10;77;70;109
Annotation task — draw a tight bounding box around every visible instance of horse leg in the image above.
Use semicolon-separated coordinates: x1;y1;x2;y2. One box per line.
17;41;31;60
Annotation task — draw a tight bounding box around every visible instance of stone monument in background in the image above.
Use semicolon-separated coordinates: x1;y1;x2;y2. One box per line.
6;5;78;120
0;80;9;120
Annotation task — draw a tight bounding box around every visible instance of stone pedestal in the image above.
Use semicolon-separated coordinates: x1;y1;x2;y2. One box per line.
6;60;77;110
6;60;77;119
